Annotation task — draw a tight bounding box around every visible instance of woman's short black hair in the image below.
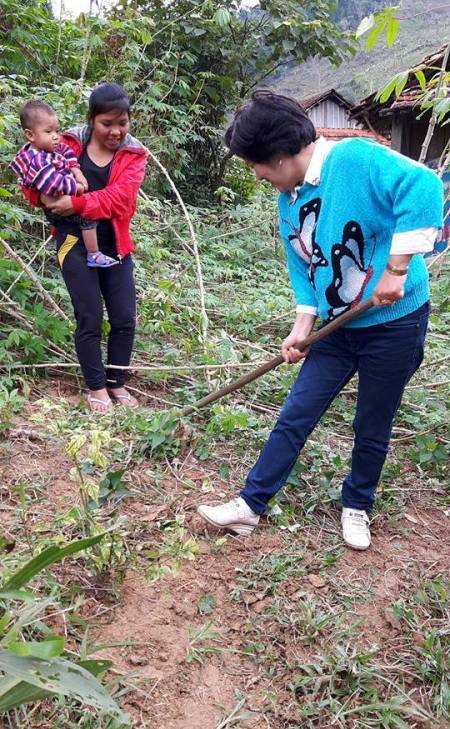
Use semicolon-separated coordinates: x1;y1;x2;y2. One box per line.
88;82;130;120
225;90;316;163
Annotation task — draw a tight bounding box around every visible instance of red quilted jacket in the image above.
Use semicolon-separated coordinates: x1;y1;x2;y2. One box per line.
22;126;148;258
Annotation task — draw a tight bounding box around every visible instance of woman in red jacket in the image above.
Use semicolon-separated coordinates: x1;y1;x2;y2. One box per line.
28;83;148;412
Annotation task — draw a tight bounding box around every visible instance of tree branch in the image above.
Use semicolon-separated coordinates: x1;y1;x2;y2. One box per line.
418;41;450;164
0;237;70;322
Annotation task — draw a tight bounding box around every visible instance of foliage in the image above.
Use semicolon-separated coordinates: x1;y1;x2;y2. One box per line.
2;533;107;590
409;433;449;475
186;622;222;664
0;0;352;195
356;4;401;51
0;0;85;80
0;534;129;724
146;515;201;581
137;409;182;456
0;650;128;725
120;0;352;192
356;3;450;121
0;384;27;433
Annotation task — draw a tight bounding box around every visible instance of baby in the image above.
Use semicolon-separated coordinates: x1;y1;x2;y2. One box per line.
9;100;118;268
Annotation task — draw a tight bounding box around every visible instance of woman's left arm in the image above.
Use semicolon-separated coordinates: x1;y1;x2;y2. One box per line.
73;153;148;219
44;153;147;217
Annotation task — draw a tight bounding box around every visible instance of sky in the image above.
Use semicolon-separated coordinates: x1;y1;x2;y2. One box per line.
53;0;112;16
56;0;258;18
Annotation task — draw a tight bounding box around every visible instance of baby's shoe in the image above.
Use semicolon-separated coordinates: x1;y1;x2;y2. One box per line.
87;252;119;268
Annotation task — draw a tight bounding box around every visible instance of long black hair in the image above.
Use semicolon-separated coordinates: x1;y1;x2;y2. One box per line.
225;90;316;163
88;82;130;120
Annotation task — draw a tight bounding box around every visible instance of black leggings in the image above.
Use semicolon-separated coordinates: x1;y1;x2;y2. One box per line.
56;233;136;390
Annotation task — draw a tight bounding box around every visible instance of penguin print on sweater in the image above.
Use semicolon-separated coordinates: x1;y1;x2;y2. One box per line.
285;198;327;289
325;221;375;320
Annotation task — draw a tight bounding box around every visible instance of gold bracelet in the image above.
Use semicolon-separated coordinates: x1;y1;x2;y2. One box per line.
386;262;408;277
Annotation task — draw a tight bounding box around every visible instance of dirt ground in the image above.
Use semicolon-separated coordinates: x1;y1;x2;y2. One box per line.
1;388;449;729
90;508;449;728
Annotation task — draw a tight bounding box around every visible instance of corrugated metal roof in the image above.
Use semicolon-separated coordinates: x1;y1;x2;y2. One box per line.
300;88;353;111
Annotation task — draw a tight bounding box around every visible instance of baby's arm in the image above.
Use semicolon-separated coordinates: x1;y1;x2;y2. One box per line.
58;144;89;194
72;166;89;193
33;160;78;196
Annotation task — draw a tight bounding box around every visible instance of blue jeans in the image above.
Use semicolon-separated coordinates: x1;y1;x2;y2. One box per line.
240;303;429;514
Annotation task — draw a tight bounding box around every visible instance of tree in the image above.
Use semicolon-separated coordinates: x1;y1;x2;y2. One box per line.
0;0;85;81
0;0;355;195
104;0;354;194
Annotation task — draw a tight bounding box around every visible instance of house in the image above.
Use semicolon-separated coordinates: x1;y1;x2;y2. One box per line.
300;88;389;145
349;44;450;163
350;44;450;253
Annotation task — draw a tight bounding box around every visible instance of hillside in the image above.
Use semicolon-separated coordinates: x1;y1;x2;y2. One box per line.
271;0;450;103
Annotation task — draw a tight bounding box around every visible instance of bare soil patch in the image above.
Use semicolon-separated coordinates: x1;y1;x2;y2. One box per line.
2;387;449;728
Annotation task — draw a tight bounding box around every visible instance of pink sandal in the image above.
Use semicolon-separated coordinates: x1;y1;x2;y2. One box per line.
87;393;113;413
107;390;139;409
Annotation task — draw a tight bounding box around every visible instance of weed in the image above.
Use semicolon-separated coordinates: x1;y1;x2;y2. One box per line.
271;591;336;645
409;433;449;476
146;516;200;582
124;408;183;459
231;549;306;603
0;383;27;433
186;622;223;664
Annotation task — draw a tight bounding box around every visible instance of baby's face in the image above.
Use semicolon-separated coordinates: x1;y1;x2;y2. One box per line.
25;112;60;153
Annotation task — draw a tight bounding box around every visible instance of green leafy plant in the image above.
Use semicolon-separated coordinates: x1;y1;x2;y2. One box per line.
129;409;183;458
0;533;129;724
94;469;130;509
0;384;27;434
409;434;449;475
2;533;107;591
186;622;223;664
146;516;200;582
197;594;216;616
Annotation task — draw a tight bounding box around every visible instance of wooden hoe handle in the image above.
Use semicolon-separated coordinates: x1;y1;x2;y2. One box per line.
181;297;374;416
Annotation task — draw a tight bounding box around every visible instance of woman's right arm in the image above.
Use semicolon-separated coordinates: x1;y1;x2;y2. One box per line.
282;312;316;364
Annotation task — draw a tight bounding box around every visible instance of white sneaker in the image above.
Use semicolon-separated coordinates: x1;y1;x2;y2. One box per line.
197;497;260;536
341;508;371;550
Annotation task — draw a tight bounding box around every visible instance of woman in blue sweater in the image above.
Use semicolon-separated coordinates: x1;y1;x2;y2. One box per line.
197;91;443;550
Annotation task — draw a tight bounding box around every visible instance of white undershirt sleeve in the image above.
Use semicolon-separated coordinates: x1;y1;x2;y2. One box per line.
390;227;439;254
296;304;318;315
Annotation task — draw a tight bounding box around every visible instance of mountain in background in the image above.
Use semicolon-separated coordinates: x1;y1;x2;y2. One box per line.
270;0;450;103
333;0;390;28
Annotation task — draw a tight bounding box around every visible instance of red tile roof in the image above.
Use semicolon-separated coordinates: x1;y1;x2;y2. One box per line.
316;127;390;145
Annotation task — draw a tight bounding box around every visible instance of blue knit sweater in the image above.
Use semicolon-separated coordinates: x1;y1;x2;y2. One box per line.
278;139;444;327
